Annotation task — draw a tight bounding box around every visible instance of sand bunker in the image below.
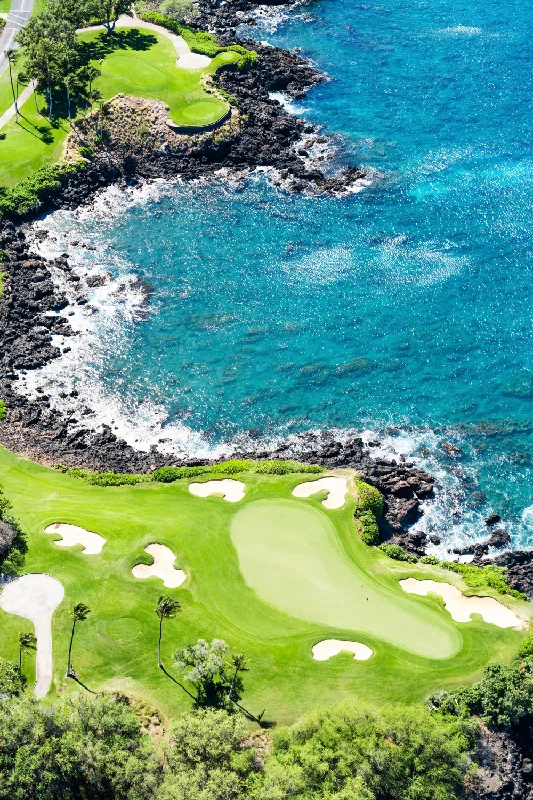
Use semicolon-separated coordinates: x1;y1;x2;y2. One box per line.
189;479;245;502
400;578;524;628
292;476;348;509
0;574;64;697
178;52;211;69
45;523;106;555
132;544;186;588
312;639;373;661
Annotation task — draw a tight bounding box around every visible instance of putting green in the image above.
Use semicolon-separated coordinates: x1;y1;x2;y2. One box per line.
231;499;461;660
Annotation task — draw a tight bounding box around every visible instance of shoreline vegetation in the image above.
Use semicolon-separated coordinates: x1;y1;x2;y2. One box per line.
2;1;533;798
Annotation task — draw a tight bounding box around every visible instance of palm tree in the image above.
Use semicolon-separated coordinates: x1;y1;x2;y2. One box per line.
66;602;91;678
5;50;19;122
156;596;181;669
18;632;37;672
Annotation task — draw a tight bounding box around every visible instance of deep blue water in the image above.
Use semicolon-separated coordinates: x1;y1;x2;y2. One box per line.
35;0;533;551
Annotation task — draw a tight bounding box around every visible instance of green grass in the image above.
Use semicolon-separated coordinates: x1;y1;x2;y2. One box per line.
78;28;237;126
0;445;529;725
0;0;11;14
0;26;238;188
232;500;460;659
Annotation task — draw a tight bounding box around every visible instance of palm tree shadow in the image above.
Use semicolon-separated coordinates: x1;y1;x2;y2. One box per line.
160;664;196;699
67;672;95;694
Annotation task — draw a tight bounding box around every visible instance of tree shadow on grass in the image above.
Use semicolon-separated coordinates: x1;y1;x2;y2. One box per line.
80;29;158;64
15;118;55;143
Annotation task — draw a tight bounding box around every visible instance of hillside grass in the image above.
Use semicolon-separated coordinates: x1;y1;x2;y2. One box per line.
0;445;528;725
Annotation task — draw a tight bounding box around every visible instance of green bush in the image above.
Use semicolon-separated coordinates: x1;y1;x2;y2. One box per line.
252;460;323;475
432;661;533;730
518;630;533;659
211;459;252;475
421;555;440;565
55;465;149;486
356;509;379;545
442;561;527;600
0;486;27;576
0;161;86;219
261;703;477;800
152;465;208;482
0;401;6;421
378;543;418;563
139;11;257;68
0;249;7;262
354;477;383;518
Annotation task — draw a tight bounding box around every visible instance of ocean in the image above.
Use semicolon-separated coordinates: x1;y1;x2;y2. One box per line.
27;0;533;553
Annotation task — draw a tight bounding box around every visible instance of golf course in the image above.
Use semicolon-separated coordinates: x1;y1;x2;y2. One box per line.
0;445;529;724
0;21;240;188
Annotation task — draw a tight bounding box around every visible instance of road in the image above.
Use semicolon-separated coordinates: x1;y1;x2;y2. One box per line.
0;0;34;78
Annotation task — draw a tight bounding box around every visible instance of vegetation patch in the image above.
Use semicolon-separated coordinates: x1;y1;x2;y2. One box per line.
0;401;6;420
0;162;86;219
378;543;418;563
140;11;258;69
442;561;528;601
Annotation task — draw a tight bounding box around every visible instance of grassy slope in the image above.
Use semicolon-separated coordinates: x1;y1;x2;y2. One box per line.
0;445;528;725
0;27;237;188
0;0;11;14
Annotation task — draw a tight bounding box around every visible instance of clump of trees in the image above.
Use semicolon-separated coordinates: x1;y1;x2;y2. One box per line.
159;0;198;23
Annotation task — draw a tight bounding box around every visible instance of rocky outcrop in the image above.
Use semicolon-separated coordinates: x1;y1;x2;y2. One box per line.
468;721;533;800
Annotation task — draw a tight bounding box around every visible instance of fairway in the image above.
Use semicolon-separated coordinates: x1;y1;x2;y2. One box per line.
231;500;460;659
0;446;528;723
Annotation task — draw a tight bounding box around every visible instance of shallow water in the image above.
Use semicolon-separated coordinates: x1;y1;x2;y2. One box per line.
31;0;533;551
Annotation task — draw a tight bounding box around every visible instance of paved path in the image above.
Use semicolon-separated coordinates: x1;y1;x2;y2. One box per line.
0;573;64;697
0;78;34;129
0;0;34;78
79;15;211;69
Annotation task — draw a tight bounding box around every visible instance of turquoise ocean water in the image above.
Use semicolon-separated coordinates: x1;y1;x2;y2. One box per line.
34;0;533;552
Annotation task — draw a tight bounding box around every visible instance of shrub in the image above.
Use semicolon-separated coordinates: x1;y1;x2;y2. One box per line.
252;460;322;475
0;249;7;262
211;459;252;475
152;465;208;482
55;465;149;486
354;477;383;518
0;161;86;219
432;661;533;730
0;659;26;697
139;11;257;68
356;509;379;545
421;555;440;565
442;561;527;600
0;401;6;421
261;703;477;800
519;630;533;659
378;543;418;563
0;486;27;576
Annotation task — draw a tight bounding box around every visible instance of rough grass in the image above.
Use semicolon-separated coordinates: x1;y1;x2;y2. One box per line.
0;445;528;725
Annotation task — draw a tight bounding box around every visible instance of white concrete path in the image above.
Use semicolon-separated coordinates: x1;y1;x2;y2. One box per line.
0;574;64;697
0;78;34;129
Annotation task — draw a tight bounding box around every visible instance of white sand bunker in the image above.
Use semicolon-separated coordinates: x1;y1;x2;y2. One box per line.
132;544;186;588
0;574;64;697
292;477;348;509
45;523;106;555
400;578;524;629
178;52;211;69
189;479;245;503
312;639;373;661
